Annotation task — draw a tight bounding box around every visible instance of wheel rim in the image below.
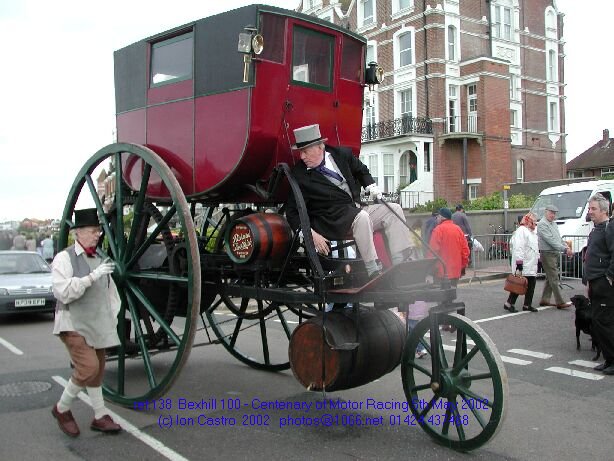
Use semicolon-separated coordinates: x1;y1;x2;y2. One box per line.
201;207;310;371
401;313;508;451
58;143;201;406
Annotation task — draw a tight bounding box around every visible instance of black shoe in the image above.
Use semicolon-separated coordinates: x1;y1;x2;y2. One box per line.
594;362;611;371
523;305;538;312
602;365;614;375
504;303;516;313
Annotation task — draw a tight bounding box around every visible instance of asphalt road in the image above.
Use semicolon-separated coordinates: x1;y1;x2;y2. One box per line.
1;277;612;461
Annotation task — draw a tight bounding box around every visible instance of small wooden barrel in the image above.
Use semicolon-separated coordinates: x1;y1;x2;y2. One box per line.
289;309;406;391
224;212;292;265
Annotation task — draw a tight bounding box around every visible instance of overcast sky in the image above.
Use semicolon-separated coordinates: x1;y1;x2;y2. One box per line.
0;0;609;221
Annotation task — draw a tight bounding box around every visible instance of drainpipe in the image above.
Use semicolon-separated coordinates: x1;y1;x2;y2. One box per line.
422;0;430;117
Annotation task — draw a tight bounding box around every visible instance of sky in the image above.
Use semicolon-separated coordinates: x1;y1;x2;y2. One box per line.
0;0;610;221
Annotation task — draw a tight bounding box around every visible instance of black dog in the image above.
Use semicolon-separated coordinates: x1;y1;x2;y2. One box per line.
570;294;601;361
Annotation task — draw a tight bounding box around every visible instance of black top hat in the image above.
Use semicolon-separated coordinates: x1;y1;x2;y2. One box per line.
72;208;100;229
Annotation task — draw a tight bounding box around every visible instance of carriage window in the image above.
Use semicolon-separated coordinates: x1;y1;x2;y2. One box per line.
341;37;363;82
259;14;285;63
150;32;193;86
291;26;333;90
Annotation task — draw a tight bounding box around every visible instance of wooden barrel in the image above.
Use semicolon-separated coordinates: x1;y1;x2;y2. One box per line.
224;212;292;265
289;309;406;391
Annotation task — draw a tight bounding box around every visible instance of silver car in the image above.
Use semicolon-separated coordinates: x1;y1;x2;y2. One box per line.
0;251;56;315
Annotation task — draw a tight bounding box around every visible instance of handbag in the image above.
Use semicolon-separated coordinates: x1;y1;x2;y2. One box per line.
504;271;528;295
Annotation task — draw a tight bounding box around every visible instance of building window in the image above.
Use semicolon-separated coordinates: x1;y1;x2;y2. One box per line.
365;101;376;127
548;49;557;81
448;85;458;133
361;0;375;27
400;89;413;118
366;43;375;64
383;154;394;193
567;171;583;179
399;152;408;186
510;109;518;127
369;154;379;184
399;32;413;67
469;184;479;201
517;159;524;183
424;143;431;172
150;32;194;86
601;167;614;176
548;101;558;132
493;6;512;40
448;25;457;61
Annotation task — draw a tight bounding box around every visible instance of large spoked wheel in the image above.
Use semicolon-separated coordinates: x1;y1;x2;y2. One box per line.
202;208;311;370
401;313;507;452
58;143;201;406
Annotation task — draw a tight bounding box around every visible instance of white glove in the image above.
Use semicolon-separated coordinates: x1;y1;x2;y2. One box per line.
90;261;115;282
366;183;383;200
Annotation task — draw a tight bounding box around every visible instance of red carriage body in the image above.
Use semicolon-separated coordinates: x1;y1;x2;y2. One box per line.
114;4;366;202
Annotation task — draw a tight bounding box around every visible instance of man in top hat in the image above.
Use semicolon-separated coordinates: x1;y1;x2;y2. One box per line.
51;208;121;437
286;124;413;278
537;204;573;308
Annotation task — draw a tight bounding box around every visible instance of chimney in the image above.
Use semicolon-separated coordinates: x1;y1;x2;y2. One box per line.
604;129;610;142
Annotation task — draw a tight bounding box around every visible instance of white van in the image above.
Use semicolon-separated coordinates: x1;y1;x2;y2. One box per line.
530;179;614;275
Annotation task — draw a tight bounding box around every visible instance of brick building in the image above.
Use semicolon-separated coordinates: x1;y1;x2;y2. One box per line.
566;129;614;179
300;0;566;206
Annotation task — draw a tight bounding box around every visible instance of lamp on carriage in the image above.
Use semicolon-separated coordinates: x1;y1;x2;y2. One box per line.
238;25;264;82
365;61;384;91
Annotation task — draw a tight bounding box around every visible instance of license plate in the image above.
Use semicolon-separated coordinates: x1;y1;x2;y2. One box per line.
15;298;46;307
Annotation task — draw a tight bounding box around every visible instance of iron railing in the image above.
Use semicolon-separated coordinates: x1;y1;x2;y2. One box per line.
444;115;479;134
362;116;433;142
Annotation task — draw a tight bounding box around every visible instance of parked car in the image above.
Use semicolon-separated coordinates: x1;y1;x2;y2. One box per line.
0;251;56;315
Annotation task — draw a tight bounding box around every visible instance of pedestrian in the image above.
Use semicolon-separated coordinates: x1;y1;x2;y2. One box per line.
537;204;573;308
422;210;439;246
12;232;26;250
428;208;469;332
504;212;539;313
25;234;37;251
51;208;122;437
41;234;55;262
582;193;614;375
285;124;413;278
453;204;473;264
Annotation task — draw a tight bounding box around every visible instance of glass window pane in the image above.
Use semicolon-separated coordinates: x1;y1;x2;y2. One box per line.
399;33;412;66
260;14;285;63
366;44;375;64
383;154;394;175
292;26;334;90
363;0;374;24
341;37;363;82
151;33;193;86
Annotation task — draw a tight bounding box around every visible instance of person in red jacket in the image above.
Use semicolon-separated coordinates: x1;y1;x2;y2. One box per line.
428;207;470;332
429;207;470;284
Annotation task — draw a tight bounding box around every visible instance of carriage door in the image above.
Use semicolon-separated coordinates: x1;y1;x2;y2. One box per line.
285;24;336;139
336;36;365;146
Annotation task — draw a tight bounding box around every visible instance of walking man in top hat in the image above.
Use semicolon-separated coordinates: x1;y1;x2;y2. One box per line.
51;208;122;437
285;124;413;278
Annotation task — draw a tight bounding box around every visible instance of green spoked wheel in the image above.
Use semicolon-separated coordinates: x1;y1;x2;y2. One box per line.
58;143;201;406
401;313;508;452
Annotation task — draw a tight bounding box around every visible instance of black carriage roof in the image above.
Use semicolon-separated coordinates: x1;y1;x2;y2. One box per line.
114;4;366;113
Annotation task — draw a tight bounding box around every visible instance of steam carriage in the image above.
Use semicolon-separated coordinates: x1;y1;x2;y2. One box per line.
59;4;507;451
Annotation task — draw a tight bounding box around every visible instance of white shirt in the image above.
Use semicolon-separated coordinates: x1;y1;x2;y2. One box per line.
52;242;120;335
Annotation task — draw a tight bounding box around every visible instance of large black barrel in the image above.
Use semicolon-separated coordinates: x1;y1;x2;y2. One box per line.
289;309;406;391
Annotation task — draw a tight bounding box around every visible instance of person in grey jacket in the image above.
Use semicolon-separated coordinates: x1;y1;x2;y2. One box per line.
537;204;573;308
583;193;614;374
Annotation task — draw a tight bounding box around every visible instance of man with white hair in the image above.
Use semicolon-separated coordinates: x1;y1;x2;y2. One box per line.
51;208;121;437
286;124;412;278
583;193;614;375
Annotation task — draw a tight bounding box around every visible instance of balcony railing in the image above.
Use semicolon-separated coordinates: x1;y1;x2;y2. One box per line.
444;115;479;134
362;116;433;142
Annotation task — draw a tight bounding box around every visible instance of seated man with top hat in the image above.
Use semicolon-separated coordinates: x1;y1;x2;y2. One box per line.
285;124;413;278
50;208;122;437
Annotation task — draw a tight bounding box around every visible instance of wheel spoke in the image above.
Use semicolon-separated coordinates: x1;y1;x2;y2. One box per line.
257;300;271;365
85;174;118;257
452;405;467;441
229;299;248;348
409;361;433;379
465;371;493;382
124;163;152;260
128;271;189;283
441;403;453;435
127;280;182;345
457;385;492;410
126;205;177;269
274;304;293;339
459;394;488;429
116;292;128;394
114;153;125;257
418;395;438;419
437;329;449;369
410;382;432;393
452;345;480;374
453;329;466;367
125;290;157;389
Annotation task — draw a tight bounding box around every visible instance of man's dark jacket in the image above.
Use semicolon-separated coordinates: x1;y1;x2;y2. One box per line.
583;218;614;283
286;145;375;240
